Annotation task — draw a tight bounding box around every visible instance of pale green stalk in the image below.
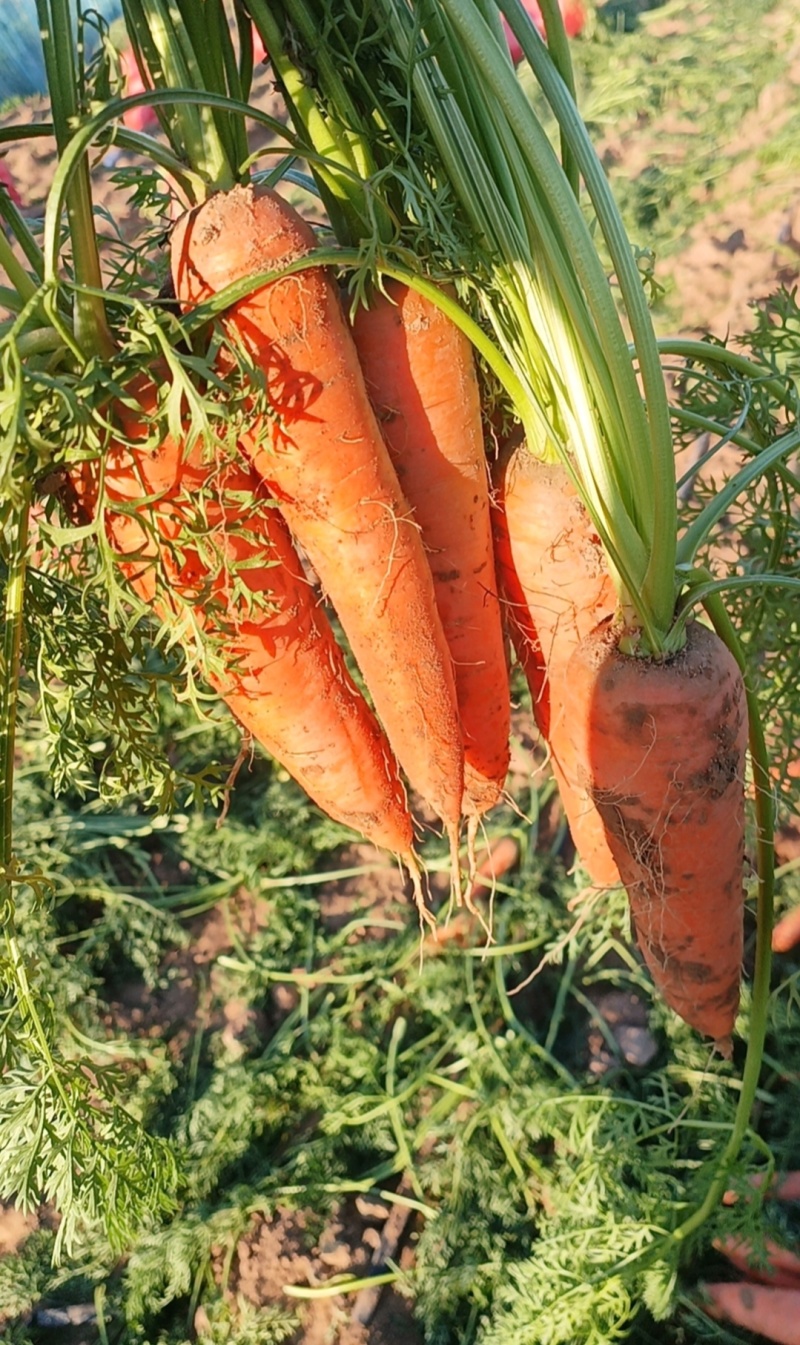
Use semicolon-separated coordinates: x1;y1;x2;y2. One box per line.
435;0;675;643
121;0;235;191
35;0;113;358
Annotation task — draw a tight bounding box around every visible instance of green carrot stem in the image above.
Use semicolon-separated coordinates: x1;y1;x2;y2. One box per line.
121;0;235;191
676;426;800;566
657;337;795;409
671;578;774;1247
501;0;579;195
0;496;29;873
35;0;114;359
0;190;45;281
246;0;369;243
482;0;676;632
0;231;38;307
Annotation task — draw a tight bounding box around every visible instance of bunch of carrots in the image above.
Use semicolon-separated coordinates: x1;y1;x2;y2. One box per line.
6;0;798;1071
72;0;756;1057
12;0;767;1065
75;183;512;925
73;165;748;1058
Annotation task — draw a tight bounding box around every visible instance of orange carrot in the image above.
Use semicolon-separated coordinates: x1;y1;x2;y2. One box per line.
170;185;464;859
700;1282;800;1344
467;834;521;903
73;377;420;868
350;280;510;829
773;903;800;953
566;618;748;1047
491;443;619;887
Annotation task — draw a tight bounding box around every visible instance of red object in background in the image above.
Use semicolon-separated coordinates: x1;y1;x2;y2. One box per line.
0;160;22;207
120;48;159;134
502;0;586;63
118;26;268;134
251;26;268;67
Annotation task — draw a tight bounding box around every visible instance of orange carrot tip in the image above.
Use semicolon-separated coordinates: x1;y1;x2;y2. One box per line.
773;903;800;953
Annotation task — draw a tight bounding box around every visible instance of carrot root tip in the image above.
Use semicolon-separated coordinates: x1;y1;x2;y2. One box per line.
714;1034;734;1061
465;813;480;887
403;850;437;936
447;820;465;908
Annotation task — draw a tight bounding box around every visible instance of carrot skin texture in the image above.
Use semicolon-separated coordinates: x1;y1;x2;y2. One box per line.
76;381;416;856
170;185;464;831
567;619;748;1044
491;444;619;885
350;280;510;818
700;1282;800;1344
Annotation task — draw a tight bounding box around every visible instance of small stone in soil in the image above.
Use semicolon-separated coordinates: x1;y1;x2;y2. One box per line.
355;1195;391;1222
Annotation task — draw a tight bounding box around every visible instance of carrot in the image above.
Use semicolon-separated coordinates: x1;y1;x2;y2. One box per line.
169;184;465;864
491;443;619;887
72;376;421;872
467;834;521;903
566;618;748;1047
699;1282;800;1344
773;903;800;953
350;279;511;833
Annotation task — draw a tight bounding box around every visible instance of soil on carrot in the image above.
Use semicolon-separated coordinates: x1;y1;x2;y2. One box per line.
4;6;800;1344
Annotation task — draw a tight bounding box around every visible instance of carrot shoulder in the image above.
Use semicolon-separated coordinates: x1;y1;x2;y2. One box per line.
567;618;748;1046
350;279;510;822
75;378;417;860
169;185;464;841
491;443;619;887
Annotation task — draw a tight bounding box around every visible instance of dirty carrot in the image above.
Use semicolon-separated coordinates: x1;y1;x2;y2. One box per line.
350;279;510;833
170;184;465;868
566;618;748;1048
491;442;619;887
73;376;423;881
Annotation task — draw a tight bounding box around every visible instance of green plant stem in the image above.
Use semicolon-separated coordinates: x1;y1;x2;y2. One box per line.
676;425;800;565
481;0;676;632
672;578;774;1246
502;0;578;195
0;498;72;1107
36;0;113;358
121;0;235;191
0;229;39;308
657;338;796;409
0;494;29;874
